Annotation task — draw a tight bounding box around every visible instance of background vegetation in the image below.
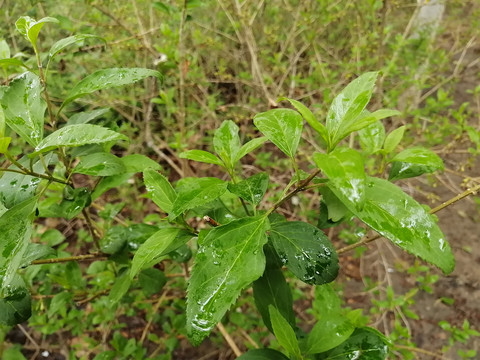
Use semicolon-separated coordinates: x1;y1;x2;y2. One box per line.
0;0;479;359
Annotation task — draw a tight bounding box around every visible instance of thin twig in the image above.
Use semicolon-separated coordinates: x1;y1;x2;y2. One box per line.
31;253;107;265
395;344;451;360
140;291;168;344
216;322;242;357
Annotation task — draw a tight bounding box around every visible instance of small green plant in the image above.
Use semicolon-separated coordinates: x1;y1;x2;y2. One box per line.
1;14;479;360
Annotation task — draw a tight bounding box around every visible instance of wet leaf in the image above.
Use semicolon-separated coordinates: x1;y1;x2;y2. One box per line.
31;124;128;156
143;170;176;213
39;187;91;220
314;147;366;210
237;349;290;360
228;172;269;205
66;108;110;125
269;221;339;285
306;313;355;354
61;68;161;111
283;97;328;144
0;284;31;326
213;120;241;169
253;267;294;332
358;121;385;154
169;177;228;220
187;216;269;345
73;152;126;176
179;149;223;166
316;327;389;360
121;154;161;173
254;108;303;158
15;16;58;49
389;147;444;181
0;72;45;146
269;305;302;359
329;176;454;274
234;137;268;163
383;126;405;154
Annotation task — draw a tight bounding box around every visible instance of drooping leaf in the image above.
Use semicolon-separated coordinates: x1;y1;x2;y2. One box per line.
326;72;378;150
383;126;405;154
143;169;177;213
73;152;126;176
269;221;338;285
107;270;132;306
236;349;290;360
317;187;352;228
0;197;36;291
269;305;302;359
121;154;161;173
61;68;161;111
187;216;269;345
15;16;59;49
253;267;294;332
316;327;389;360
48;34;104;63
254;108;303;158
0;72;45;146
358;121;385;154
179;149;223;166
283;97;328;144
234;137;268;163
213;120;241;169
138;268;167;297
0;58;27;69
329;177;454;274
314;147;366;209
66;108;110;125
31;124;128;156
169;177;228;220
227;172;269;206
389;147;444;181
0;284;31;326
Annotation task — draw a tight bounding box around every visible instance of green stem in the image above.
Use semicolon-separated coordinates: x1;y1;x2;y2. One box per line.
31;253;107;265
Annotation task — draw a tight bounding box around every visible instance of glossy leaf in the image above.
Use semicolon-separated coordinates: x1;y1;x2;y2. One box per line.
237;349;290;360
227;172;269;205
39;187;91;220
130;227;181;279
269;305;302;359
61;68;161;111
73;152;126;176
179;149;223;166
358;121;385;154
316;327;389;360
187;216;269;345
326;72;377;150
253;267;294;332
254;108;303;158
234;137;268;163
329;177;454;274
169;177;228;220
0;197;36;291
213;120;241;169
0;285;31;326
269;221;339;285
0;72;45;146
314;147;366;209
338;109;400;142
306;313;355;354
121;154;161;173
48;34;103;62
31;124;128;156
389;147;444;181
283;97;328;143
15;16;58;49
383;126;405;154
143;170;177;213
66;108;110;125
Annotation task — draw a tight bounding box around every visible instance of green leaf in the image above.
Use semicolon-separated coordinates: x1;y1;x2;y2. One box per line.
234;137;268;163
31;124;128;156
389;147;444;181
269;221;339;285
92;173;132;200
383;126;405;154
213;120;241;169
306;313;355;354
61;68;161;111
121;154;161;173
66;108;110;125
358;121;385;154
143;169;177;213
227;172;269;206
138;268;167;297
340;109;400;140
283;97;328;143
0;39;10;59
15;16;59;49
312;284;341;318
236;349;290;360
269;305;302;359
20;243;55;267
0;72;45;146
169;177;228;220
0;197;36;291
326;72;378;150
314;147;366;209
316;327;389;360
0;58;27;69
130;227;182;278
254;108;303;158
253;267;294;332
108;270;132;306
318;187;352;228
0;285;31;326
41;229;65;246
48;34;103;63
39;187;91;220
187;216;269;345
73;152;126;176
179;150;223;166
330;177;454;274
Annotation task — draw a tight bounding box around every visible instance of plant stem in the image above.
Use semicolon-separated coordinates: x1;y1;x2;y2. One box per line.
395;345;450;360
31;253;107;265
337;183;480;254
82;208;102;250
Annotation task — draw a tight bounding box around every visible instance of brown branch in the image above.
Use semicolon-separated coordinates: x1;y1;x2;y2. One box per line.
217;322;242;357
